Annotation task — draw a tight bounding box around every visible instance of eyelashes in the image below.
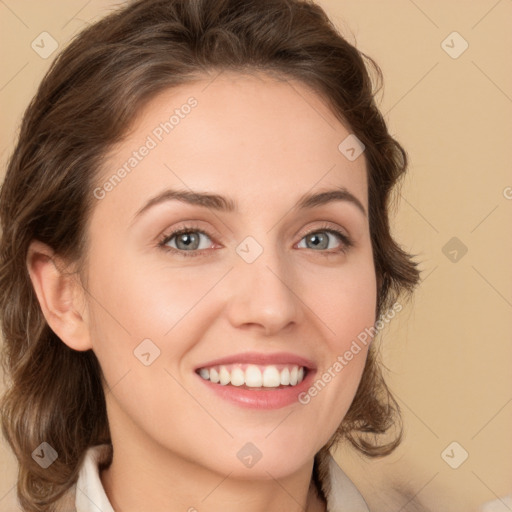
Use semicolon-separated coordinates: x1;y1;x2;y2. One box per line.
157;222;354;258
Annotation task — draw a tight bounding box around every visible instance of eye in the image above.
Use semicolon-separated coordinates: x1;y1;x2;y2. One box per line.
296;226;353;254
158;225;216;257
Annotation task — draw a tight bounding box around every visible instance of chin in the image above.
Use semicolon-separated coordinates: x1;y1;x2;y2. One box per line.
206;437;318;481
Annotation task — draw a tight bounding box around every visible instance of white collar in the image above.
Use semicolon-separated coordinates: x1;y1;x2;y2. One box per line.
75;444;115;512
75;444;370;512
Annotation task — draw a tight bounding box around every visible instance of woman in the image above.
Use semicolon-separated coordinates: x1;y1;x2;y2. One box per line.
0;0;421;510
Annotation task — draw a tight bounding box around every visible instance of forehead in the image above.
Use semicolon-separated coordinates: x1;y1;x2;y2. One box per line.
93;71;368;222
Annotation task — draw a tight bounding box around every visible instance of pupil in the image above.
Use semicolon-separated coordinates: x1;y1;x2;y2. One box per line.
178;233;198;250
309;233;327;249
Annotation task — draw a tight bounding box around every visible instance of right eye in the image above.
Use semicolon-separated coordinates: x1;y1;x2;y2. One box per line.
158;225;218;257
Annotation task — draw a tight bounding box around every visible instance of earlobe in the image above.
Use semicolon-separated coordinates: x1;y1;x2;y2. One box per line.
26;240;92;352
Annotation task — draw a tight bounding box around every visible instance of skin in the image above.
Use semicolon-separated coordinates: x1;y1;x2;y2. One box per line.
27;71;377;512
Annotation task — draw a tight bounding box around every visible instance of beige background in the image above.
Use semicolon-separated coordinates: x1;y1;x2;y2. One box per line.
1;1;511;511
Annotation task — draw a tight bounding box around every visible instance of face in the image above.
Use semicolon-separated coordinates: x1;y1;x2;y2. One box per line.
81;71;377;478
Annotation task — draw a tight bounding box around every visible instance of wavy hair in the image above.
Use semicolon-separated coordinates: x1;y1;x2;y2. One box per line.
0;0;421;509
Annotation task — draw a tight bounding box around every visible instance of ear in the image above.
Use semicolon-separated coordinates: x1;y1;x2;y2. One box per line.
26;240;92;351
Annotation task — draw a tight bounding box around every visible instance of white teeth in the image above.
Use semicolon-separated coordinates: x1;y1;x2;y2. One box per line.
290;366;298;386
245;365;262;387
263;366;281;387
219;366;231;385
209;367;220;383
197;364;306;388
280;367;290;385
230;366;245;387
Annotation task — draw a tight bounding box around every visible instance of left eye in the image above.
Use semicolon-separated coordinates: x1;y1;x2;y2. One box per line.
297;230;347;251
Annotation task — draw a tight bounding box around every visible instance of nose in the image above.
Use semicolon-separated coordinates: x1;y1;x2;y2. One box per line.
224;245;303;336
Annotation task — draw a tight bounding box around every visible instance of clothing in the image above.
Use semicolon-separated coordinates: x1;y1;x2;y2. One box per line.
54;444;370;512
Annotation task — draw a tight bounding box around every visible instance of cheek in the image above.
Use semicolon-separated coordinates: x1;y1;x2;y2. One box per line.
298;256;377;421
310;255;378;349
85;250;227;380
86;240;205;334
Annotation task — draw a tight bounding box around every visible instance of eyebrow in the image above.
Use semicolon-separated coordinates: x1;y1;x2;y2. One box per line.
131;186;367;223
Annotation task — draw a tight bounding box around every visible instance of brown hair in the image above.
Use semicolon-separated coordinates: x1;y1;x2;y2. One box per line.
0;0;421;509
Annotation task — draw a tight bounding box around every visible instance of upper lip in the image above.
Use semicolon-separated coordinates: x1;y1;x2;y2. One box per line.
195;351;316;371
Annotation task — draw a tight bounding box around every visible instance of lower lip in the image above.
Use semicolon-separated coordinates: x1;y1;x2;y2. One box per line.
196;369;316;409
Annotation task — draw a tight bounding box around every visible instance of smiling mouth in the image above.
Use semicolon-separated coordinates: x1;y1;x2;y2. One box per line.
196;363;307;389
